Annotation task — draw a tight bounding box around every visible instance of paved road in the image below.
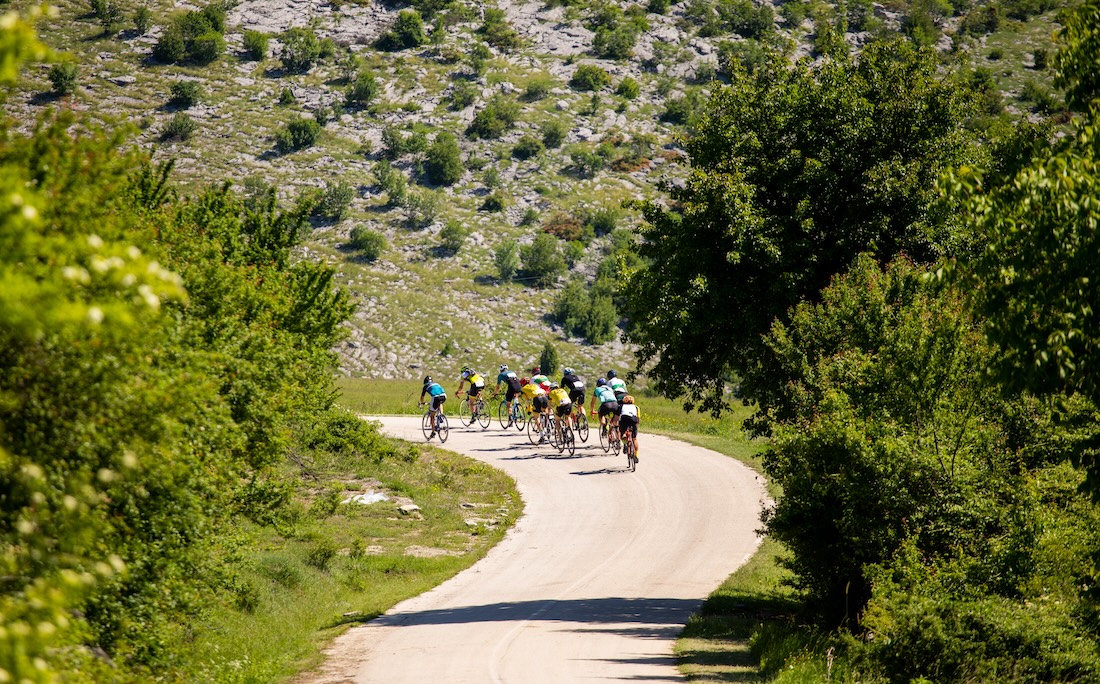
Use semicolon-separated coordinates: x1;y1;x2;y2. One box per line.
300;415;766;683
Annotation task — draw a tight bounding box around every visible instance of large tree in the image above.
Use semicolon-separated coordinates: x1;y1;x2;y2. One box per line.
623;40;983;421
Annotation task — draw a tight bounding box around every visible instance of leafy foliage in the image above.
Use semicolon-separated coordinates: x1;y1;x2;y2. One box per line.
280;26;323;73
376;10;427;51
275;117;322;154
570;63;612;91
465;95;520;139
424;131;463;185
47;61;77;94
152;4;227;65
348;226;387;261
624;41;984;417
520;233;567;287
242;29;268;60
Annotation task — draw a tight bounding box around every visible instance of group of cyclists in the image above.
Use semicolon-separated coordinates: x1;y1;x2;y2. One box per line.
419;363;640;459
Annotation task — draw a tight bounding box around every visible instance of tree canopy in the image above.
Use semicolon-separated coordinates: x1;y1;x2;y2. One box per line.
623;40;984;420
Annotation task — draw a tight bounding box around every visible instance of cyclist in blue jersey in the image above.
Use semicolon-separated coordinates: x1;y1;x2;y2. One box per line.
495;365;524;425
419;375;447;437
588;377;619;432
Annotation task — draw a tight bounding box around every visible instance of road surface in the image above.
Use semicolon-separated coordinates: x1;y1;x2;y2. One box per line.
299;415;767;683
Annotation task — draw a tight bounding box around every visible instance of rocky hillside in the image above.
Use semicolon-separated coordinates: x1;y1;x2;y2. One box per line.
4;0;1062;380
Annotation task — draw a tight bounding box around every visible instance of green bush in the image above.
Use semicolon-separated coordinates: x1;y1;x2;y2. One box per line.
495;239;519;281
275;117;322;154
539;341;560;377
448;80;478;109
348;226;387;261
243;30;269;60
189;30;225;64
153;24;187;63
523;76;554;101
405;190;441;228
520;233;566;287
593;25;637;59
168;80;202;108
47;62;78;95
133;6;152;34
305;539;338;570
280;26;323;73
424;132;464;185
554;279;618;343
375;159;407;206
278;87;296;105
540;119;567;148
161;112;197;141
480;192;507;212
466;95;520;139
377;9;427;50
439;219;469;253
512;135;545;160
313;181;355;221
615;76;640;99
480;8;521;50
152;6;226;64
570;63;612;91
345;70;380;108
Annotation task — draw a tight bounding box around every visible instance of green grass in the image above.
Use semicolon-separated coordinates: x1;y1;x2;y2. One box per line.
182;424;521;682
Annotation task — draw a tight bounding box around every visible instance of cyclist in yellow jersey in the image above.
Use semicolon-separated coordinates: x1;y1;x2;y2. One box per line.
548;383;572;423
520;377;549;438
456;365;486;416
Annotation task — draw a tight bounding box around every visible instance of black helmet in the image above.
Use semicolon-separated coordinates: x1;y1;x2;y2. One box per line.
597;377;607;386
607;370;617;379
423;375;432;385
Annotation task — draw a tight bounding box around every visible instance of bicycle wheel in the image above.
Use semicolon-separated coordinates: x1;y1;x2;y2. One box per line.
422;411;434;441
564;425;575;456
476;400;491;429
437;413;449;443
551;419;563;452
527;414;540;445
513;403;526;431
599;420;610;453
627;440;636;471
497;400;510;429
459;398;476;427
610;427;622;456
575;410;589;442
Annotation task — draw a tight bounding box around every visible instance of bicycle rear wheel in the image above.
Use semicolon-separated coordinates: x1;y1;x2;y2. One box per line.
497;400;510;429
599;420;610;453
527;414;540;445
513;403;526;431
476;400;491;429
564;425;575;456
611;427;622;456
437;413;450;443
422;412;434;441
575;410;589;442
551;419;563;452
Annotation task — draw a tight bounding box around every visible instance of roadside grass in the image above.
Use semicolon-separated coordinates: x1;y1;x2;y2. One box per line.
184;431;521;682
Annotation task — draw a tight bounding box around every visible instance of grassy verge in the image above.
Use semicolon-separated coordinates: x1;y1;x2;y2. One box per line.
184;416;520;682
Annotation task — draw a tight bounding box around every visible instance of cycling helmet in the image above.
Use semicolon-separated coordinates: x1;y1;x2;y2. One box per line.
461;365;470;373
532;366;540;374
521;377;530;385
549;382;559;389
622;395;634;404
597;377;607;386
423;375;432;385
563;367;574;375
500;364;508;372
607;370;617;379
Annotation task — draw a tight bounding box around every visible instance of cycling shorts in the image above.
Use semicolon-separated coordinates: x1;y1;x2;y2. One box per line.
619;414;638;437
569;390;585;405
555;403;572;418
613;390;627;404
431;395;447;411
533;395;549;412
598;401;619;418
505;386;519;402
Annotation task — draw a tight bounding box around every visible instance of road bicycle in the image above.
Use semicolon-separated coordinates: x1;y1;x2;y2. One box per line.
496;393;526;431
527;409;552;446
598;416;621;455
571;403;589;442
623;431;637;471
551;413;576;456
419;402;449;443
457;390;491;430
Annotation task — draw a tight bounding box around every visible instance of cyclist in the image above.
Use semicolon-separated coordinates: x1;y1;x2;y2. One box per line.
548;382;573;440
419;375;447;437
456;365;486;417
495;364;524;425
589;377;619;433
521;376;550;441
618;394;640;460
560;367;585;428
607;369;628;404
531;366;550;393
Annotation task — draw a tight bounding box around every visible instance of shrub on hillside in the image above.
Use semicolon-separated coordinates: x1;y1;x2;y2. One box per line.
243;30;269;60
512;135;544;160
520;233;566;287
374;160;407;206
480;8;521;50
424;132;464;185
570;63;612;91
616;76;640;99
542;212;587;241
555;278;618;344
47;62;78;95
161;112;197;141
274;117;322;154
313;181;355;221
480;192;507;212
495;239;519;281
466;95;520;139
439;219;469;254
540;119;568;148
347;226;387;261
133;6;152;34
153;5;226;64
345;70;380;108
448;80;478;110
376;10;427;51
280;27;323;73
168;80;202;108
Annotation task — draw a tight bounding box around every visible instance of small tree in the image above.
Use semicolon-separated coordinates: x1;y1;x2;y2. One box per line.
274;117;322;154
540;120;567;148
313;181;355;221
280;27;323;73
133;6;153;34
539;341;560;377
466;95;520;139
520;233;567;287
243;30;269;60
161;112;197;141
168;80;202;108
347;226;387;261
377;9;427;51
495;240;519;282
345;70;380;109
424;132;463;185
570;64;612;91
439;220;469;254
47;62;78;95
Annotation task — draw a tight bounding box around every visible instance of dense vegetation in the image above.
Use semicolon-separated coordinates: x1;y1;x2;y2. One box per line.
625;1;1100;679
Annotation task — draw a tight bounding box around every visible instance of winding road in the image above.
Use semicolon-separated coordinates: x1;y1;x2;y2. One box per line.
300;415;767;683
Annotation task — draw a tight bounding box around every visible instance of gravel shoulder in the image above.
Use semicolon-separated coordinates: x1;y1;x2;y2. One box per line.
297;415;767;683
